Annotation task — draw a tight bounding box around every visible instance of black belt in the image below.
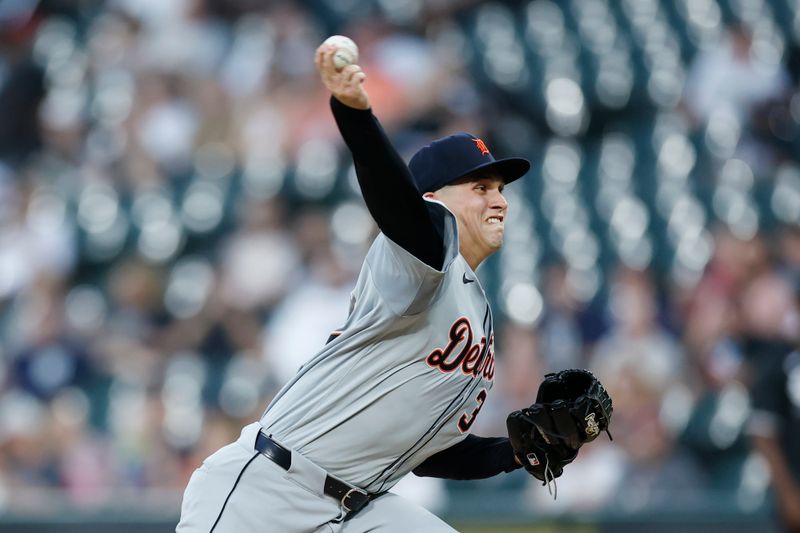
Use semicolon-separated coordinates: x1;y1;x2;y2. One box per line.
255;431;371;514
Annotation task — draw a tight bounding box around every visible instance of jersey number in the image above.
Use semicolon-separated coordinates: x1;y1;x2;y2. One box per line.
457;388;487;433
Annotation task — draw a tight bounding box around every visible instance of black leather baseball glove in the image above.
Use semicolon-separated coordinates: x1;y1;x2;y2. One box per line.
506;369;612;486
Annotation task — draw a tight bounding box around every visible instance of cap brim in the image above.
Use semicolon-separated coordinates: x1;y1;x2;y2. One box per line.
457;157;531;185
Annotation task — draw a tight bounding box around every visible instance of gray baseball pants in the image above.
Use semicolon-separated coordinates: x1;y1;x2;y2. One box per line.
176;422;457;532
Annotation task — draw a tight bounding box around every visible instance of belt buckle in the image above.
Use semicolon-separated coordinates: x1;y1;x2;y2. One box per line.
341;488;369;512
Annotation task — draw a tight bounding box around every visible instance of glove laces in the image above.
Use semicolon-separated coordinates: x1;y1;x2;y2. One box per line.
544;456;557;500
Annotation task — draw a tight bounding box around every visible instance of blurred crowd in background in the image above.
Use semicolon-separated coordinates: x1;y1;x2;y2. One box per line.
0;0;799;527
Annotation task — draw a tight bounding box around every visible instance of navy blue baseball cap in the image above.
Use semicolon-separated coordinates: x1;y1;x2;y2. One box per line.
408;132;530;193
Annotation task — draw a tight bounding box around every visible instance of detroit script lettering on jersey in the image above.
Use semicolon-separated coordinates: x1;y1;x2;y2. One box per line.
425;316;495;381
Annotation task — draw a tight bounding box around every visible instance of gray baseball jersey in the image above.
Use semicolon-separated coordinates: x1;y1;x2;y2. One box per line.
260;199;497;494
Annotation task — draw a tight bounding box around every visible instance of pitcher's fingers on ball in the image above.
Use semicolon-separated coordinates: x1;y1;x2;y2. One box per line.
341;64;362;80
316;45;336;71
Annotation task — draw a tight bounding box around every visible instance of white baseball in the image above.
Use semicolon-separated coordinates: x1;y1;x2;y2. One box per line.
323;35;359;70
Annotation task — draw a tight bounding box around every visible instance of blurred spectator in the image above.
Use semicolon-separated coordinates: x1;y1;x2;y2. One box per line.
537;263;588;371
218;197;299;312
684;23;789;128
678;232;770;495
262;208;359;385
96;257;167;385
0;185;76;303
8;276;101;401
591;267;688;401
50;388;114;508
584;267;703;510
684;21;791;177
0;389;51;499
778;224;800;281
0;0;45;171
744;273;800;532
683;229;770;390
0;57;45;168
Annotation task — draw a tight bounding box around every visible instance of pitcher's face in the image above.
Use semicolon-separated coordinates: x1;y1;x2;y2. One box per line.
427;175;508;268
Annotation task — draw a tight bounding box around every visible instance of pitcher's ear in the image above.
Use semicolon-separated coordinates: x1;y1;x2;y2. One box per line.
423;192;436;200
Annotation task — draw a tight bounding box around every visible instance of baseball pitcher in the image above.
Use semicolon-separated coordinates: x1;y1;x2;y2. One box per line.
176;39;612;533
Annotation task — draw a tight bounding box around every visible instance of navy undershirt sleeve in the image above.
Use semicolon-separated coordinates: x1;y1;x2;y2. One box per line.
330;97;445;270
412;435;521;480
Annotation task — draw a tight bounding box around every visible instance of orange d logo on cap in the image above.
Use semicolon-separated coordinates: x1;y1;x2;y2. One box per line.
473;138;490;156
